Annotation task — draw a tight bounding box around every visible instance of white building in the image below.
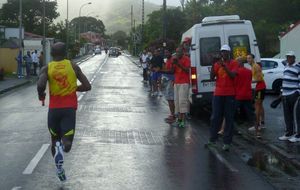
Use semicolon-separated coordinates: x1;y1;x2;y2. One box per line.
0;26;24;40
279;21;300;62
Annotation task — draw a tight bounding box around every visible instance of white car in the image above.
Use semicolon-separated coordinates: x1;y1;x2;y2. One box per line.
260;58;286;93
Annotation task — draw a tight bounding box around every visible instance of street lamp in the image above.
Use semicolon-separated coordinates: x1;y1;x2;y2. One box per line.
78;2;92;41
79;2;92;17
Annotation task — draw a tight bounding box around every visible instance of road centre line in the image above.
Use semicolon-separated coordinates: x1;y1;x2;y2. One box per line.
11;186;22;190
22;144;50;175
77;55;108;102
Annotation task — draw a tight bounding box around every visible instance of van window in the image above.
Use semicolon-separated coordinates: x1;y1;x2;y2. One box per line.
229;35;250;60
200;37;221;66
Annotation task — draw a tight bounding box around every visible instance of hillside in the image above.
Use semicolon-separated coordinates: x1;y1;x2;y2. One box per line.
100;0;161;34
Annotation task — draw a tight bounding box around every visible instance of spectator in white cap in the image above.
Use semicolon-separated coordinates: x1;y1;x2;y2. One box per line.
278;51;300;142
207;44;239;151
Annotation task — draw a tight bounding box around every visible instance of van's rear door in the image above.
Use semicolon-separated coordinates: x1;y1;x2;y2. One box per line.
223;23;252;60
197;25;224;94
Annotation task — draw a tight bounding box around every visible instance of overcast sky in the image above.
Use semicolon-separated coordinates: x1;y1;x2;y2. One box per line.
0;0;181;20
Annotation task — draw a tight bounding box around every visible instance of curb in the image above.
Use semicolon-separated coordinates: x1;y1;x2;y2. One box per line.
124;55;141;67
0;55;94;95
0;79;32;95
238;128;300;169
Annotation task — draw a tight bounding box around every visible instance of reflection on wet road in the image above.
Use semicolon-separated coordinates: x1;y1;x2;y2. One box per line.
0;54;279;189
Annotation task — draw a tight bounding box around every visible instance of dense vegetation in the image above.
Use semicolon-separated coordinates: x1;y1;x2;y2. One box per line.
138;0;300;57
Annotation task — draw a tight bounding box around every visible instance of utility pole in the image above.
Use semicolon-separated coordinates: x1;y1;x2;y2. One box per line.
66;0;69;58
42;0;46;66
141;0;144;47
131;5;133;30
18;0;22;52
163;0;167;40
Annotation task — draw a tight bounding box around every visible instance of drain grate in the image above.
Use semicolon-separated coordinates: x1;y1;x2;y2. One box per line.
75;129;200;146
77;104;164;113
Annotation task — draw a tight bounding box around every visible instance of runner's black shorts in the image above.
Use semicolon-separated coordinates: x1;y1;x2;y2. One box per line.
255;89;266;100
48;108;76;138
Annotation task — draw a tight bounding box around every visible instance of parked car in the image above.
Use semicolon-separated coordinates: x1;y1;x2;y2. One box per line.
95;48;101;55
260;58;286;93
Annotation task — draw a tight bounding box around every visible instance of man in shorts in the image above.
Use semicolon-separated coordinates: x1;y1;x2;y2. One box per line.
161;49;175;123
37;42;91;181
156;47;190;127
150;49;164;97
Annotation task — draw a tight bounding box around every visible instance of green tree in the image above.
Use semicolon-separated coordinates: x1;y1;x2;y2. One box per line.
0;0;59;35
143;8;186;45
112;30;128;48
70;17;106;37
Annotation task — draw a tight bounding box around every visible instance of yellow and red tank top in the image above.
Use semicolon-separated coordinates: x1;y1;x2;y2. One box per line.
48;59;77;109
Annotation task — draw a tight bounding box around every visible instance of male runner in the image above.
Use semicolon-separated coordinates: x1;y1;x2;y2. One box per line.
37;42;91;181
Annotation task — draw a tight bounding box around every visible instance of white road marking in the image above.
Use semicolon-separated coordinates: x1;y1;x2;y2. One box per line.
22;144;50;175
208;146;239;172
11;187;22;190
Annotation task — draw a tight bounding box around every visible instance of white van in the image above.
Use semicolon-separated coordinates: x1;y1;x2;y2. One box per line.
182;15;261;109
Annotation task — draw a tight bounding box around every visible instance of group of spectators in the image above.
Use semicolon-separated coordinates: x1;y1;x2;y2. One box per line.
140;41;300;151
16;50;44;78
140;47;191;128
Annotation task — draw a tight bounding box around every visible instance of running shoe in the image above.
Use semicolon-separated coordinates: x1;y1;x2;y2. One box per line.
54;142;65;181
178;120;185;128
57;168;67;182
222;144;230;151
248;126;261;132
288;135;300;143
278;134;294;141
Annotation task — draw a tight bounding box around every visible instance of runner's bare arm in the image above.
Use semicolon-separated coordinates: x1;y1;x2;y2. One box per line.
37;66;48;99
72;63;91;92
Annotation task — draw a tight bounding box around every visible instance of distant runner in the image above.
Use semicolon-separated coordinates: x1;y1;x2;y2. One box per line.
37;42;91;181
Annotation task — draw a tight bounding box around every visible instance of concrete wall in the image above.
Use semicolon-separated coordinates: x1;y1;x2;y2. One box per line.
280;25;300;62
0;48;19;73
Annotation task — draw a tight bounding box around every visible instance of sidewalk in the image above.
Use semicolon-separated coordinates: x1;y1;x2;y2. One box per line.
0;76;33;94
0;54;94;95
237;95;300;169
126;53;300;169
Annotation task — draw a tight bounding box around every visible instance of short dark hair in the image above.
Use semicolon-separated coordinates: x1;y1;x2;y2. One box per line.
248;53;255;59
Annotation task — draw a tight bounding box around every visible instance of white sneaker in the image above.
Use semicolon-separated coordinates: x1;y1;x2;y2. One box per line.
158;91;163;97
248;126;261;131
278;134;294;141
288;135;300;143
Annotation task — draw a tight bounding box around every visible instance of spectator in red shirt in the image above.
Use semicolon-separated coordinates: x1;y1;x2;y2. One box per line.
208;45;239;151
235;58;256;137
157;47;191;128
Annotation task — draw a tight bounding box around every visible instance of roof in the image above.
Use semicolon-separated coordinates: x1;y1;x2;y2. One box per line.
24;32;44;39
280;20;300;38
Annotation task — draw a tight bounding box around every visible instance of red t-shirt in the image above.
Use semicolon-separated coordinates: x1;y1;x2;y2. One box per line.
174;56;191;84
213;60;239;96
235;67;253;100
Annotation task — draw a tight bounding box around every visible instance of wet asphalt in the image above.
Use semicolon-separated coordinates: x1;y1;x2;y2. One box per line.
0;53;280;190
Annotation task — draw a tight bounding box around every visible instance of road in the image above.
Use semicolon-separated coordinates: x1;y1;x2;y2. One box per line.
0;54;278;190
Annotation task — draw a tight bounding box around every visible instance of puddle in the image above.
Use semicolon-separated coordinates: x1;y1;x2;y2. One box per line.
242;150;298;177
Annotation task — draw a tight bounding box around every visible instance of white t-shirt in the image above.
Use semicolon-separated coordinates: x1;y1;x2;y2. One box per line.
141;54;148;69
32;53;39;63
